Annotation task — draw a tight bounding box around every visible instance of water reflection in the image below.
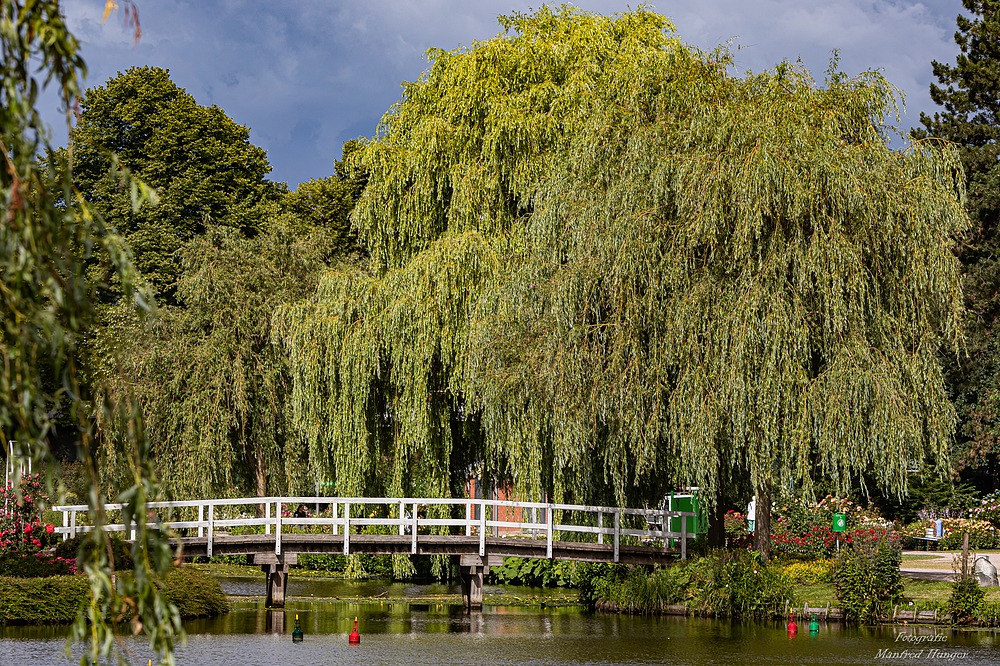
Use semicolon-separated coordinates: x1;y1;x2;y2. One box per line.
0;583;997;666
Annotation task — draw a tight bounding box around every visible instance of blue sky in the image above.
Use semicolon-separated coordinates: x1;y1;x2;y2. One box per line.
49;1;966;188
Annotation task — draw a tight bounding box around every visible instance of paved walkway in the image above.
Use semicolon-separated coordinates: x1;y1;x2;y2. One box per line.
900;549;1000;581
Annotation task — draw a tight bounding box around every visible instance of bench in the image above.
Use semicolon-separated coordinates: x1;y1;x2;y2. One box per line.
912;536;940;551
913;526;943;550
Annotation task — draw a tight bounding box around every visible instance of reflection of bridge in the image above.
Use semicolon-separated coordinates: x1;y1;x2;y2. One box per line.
53;496;696;609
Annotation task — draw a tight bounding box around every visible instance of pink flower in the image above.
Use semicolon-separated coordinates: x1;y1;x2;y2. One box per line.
45;524;54;534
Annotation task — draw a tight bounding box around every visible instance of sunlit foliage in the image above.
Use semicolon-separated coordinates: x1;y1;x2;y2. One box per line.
277;6;967;522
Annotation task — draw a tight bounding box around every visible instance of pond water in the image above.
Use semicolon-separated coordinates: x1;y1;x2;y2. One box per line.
1;578;998;665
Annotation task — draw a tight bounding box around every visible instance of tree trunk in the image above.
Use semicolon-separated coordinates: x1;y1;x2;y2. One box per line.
707;473;727;549
753;481;772;561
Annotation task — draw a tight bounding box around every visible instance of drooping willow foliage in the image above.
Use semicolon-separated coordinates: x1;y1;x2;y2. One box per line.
3;1;183;663
276;6;967;510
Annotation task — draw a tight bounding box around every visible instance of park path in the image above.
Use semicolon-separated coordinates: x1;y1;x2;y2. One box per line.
899;549;1000;581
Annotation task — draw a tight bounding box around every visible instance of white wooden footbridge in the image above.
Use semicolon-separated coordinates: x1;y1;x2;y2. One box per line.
53;496;697;609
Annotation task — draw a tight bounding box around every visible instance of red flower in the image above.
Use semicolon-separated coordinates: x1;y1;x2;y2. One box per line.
45;524;54;534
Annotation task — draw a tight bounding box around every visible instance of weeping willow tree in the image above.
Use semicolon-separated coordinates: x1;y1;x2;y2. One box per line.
93;221;332;499
277;6;966;554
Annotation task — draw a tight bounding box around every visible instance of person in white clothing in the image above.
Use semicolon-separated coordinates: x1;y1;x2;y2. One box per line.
746;497;756;533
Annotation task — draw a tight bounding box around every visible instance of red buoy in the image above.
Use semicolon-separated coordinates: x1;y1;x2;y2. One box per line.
349;617;361;645
787;613;798;636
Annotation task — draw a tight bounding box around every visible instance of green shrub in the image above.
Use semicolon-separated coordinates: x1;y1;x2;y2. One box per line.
162;567;230;618
975;600;1000;626
590;564;691;613
833;533;903;624
0;575;89;624
590;551;793;619
948;573;985;625
488;557;586;588
54;534;134;571
693;551;793;619
298;553;347;572
0;552;75;577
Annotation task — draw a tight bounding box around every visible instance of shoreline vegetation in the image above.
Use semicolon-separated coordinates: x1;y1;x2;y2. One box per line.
3;556;1000;628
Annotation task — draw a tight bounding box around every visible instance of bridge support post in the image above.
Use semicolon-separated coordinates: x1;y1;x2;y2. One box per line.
254;553;298;608
455;553;501;610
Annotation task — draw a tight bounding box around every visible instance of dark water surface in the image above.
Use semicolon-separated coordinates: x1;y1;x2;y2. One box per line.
1;579;998;665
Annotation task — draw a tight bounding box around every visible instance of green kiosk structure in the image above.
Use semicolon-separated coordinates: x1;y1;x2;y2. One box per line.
648;488;708;546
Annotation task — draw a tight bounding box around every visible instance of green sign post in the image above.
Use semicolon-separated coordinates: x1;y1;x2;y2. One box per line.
832;513;846;553
832;513;846;532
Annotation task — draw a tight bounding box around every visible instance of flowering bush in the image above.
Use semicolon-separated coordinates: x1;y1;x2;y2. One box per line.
769;495;893;559
724;510;752;549
0;551;76;577
938;519;1000;550
0;475;57;554
782;559;833;585
967;491;1000;528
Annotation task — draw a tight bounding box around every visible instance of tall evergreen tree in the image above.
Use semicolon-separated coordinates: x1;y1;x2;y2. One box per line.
277;7;967;557
66;66;278;304
917;0;1000;485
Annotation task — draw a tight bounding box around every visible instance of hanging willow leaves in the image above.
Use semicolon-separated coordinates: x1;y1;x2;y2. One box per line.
2;1;182;663
95;220;333;499
277;7;966;538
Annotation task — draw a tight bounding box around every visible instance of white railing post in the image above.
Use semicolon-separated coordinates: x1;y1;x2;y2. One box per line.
343;502;351;555
532;507;538;539
411;502;418;554
331;501;338;536
479;501;486;556
398;501;406;536
197;504;204;538
613;510;620;563
597;510;604;545
265;501;271;536
546;503;553;558
70;510;76;538
207;503;214;558
61;510;68;541
662;507;668;551
681;513;687;560
465;502;471;537
275;501;282;555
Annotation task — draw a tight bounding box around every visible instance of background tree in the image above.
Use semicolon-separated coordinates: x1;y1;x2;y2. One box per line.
2;1;181;663
94;217;334;500
916;0;1000;489
277;6;967;557
67;66;278;303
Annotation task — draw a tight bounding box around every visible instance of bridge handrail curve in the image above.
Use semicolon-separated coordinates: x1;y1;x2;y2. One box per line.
52;496;697;563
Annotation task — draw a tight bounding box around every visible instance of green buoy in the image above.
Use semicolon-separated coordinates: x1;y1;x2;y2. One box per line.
292;613;304;642
808;614;819;634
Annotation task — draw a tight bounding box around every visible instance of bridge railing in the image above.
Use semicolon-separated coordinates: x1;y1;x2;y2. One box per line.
52;497;697;562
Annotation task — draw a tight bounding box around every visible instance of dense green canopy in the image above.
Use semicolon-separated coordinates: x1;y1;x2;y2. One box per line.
277;6;968;513
916;0;1000;482
67;66;278;303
